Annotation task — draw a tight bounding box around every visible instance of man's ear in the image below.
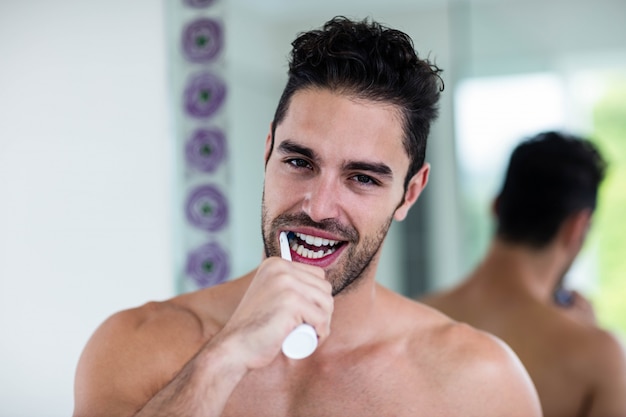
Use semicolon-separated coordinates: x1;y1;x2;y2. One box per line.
264;122;274;165
491;196;500;218
394;163;430;221
561;209;593;251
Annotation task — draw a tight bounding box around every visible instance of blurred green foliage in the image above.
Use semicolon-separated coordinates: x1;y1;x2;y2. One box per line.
591;74;626;337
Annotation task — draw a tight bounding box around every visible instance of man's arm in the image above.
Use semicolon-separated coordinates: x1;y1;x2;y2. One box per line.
73;303;244;417
73;258;333;417
588;330;626;417
132;334;251;417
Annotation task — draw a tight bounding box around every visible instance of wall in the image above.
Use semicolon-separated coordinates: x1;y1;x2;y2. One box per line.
0;1;171;415
459;0;626;78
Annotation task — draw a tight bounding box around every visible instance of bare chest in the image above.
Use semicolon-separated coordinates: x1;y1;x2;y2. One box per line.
221;355;458;417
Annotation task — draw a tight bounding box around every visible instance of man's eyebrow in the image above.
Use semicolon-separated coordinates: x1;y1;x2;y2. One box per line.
277;140;316;160
344;161;393;178
278;139;393;178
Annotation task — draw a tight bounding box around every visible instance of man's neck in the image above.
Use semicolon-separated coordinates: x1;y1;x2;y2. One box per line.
471;238;566;303
320;274;382;352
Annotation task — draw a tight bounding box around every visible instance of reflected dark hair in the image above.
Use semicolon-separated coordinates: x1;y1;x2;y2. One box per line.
495;131;607;248
269;16;444;190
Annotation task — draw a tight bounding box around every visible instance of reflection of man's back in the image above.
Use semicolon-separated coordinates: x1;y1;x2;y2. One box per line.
419;131;626;417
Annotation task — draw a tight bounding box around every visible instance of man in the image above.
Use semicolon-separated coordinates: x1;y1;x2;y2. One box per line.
73;17;540;416
421;131;626;417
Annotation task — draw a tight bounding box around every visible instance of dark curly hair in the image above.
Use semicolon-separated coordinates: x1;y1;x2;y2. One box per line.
269;16;444;190
495;131;607;248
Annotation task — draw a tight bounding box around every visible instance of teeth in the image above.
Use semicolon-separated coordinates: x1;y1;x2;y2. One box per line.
290;232;341;259
295;232;339;247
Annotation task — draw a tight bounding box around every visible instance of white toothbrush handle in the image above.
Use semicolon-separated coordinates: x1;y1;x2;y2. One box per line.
279;232;318;359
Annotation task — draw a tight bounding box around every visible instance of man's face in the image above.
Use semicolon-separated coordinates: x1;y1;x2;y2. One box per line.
262;88;428;296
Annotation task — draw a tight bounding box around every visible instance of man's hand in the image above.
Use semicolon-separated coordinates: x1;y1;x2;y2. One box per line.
217;257;334;370
554;288;597;325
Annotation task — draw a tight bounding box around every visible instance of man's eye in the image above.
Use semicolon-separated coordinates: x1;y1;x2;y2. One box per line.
288;158;311;169
354;174;376;185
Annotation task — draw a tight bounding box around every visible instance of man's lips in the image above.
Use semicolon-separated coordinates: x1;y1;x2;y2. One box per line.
285;230;347;263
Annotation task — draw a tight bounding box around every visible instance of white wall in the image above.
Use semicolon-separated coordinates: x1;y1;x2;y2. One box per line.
0;1;172;415
226;9;286;276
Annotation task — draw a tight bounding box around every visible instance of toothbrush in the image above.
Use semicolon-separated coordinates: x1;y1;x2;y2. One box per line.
279;231;318;359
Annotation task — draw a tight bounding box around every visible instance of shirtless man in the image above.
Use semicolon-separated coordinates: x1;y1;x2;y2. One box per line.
73;17;541;417
421;131;626;417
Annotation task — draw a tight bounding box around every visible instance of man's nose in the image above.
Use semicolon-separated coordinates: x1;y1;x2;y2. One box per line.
301;175;342;223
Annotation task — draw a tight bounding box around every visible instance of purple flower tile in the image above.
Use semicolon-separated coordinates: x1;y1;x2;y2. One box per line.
183;0;217;8
183;71;227;118
181;18;223;63
186;241;229;287
185;128;227;173
185;184;228;231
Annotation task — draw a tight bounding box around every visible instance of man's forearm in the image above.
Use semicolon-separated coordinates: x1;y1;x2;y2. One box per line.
135;341;248;417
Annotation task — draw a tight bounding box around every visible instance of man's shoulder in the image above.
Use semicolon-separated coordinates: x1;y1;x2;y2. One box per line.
558;322;626;416
80;296;210;373
404;303;542;416
73;297;207;416
580;325;626;377
73;275;253;416
101;276;249;342
547;305;625;362
104;298;206;342
408;296;527;376
80;277;250;368
417;306;517;366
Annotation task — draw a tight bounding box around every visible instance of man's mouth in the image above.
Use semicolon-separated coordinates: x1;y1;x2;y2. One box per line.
288;231;344;260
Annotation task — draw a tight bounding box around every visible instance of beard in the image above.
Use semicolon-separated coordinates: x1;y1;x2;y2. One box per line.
261;192;393;296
